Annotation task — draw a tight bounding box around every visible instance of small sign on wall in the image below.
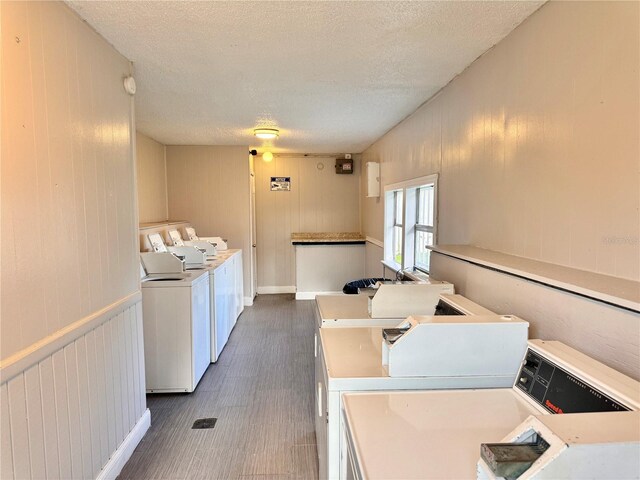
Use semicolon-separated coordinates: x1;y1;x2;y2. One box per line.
271;177;291;191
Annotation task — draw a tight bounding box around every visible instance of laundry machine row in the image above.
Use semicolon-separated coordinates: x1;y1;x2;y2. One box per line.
140;230;243;393
316;314;530;480
313;287;501;479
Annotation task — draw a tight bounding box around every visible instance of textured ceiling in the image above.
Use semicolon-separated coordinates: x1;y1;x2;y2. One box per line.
67;1;544;153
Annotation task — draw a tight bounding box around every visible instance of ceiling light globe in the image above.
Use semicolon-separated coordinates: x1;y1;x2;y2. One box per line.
262;151;274;162
254;128;279;139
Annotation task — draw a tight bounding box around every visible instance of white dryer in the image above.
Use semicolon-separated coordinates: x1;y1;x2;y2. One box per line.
141;269;210;393
341;340;640;479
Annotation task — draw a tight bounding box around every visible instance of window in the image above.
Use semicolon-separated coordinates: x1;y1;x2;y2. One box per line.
384;175;437;273
414;184;435;272
393;190;403;265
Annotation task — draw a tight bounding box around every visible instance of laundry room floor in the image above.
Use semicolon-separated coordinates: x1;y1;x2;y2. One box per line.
118;294;318;480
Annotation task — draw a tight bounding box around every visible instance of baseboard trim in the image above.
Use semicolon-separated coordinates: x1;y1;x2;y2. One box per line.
243;296;254;306
97;408;151;480
295;291;343;300
257;286;296;294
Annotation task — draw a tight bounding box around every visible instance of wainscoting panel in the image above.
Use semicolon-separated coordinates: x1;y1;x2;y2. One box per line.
0;301;147;480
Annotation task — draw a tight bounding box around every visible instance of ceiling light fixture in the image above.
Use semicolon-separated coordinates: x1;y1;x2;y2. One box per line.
254;128;279;139
262;152;274;162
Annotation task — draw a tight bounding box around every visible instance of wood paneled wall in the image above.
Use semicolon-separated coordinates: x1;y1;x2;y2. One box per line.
2;1;140;359
136;132;168;224
1;2;146;478
360;1;640;378
165;146;253;298
361;1;639;281
1;303;146;480
254;156;361;289
431;253;640;380
365;241;384;279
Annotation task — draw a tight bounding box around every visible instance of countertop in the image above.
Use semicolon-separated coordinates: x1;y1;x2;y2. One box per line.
291;232;366;245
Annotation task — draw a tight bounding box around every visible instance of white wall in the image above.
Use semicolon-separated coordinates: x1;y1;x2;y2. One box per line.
254;155;361;290
364;240;384;279
360;1;640;378
1;2;147;477
165;146;253;299
136;132;168;224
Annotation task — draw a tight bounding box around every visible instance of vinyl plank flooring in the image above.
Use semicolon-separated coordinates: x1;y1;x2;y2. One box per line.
240;448;292;477
188;447;245;479
118;295;318;480
216;376;257;407
238;476;290;480
291;445;319;480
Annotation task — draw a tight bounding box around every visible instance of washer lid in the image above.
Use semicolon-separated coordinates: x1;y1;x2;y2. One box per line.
342;389;537;480
141;269;208;287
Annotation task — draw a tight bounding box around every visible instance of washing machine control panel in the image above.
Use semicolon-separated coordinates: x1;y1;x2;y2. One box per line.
516;349;630;414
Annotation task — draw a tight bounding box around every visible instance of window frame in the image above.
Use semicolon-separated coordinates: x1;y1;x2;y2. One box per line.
383;174;438;273
413;184;436;273
392;190;404;265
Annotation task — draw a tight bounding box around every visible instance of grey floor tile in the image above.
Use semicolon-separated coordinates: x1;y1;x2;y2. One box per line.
290;445;319;479
118;295;318;480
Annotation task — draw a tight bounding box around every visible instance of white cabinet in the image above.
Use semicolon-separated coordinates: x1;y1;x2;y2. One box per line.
365;162;380;197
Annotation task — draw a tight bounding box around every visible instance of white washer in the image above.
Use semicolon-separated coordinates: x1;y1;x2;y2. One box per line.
316;316;529;480
313;293;496;370
342;340;640;480
315;293;493;329
141;270;210;393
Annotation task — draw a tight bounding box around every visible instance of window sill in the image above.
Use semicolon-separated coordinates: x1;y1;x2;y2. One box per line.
380;261;432;282
429;245;639;313
381;259;401;274
403;269;430;282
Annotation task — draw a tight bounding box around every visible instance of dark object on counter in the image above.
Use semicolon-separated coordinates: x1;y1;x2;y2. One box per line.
382;326;411;345
342;278;390;295
480;438;550;479
434;299;464;316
